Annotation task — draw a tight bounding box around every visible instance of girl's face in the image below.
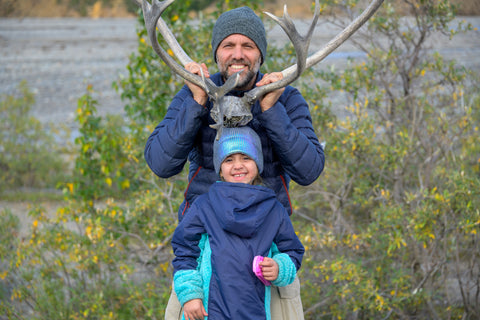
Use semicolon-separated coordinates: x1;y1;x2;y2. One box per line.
220;153;258;184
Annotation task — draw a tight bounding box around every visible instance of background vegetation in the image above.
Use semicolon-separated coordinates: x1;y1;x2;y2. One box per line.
1;0;479;319
1;0;480;17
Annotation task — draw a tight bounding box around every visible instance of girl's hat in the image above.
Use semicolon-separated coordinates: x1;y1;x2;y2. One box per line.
213;126;263;174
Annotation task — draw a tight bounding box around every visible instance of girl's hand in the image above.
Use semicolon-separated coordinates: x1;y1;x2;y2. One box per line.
260;257;279;281
183;298;208;320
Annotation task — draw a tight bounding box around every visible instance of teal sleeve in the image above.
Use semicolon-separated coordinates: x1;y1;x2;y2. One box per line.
272;252;297;287
173;269;204;306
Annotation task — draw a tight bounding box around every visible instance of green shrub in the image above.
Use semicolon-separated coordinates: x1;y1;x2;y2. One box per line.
293;0;480;318
0;81;69;197
4;0;479;319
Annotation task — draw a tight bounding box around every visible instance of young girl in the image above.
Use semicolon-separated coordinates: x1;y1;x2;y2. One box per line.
171;126;304;320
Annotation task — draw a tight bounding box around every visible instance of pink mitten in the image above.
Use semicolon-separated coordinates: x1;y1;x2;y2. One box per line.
252;256;271;286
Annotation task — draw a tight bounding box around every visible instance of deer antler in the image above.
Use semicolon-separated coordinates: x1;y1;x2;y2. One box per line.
245;0;385;103
244;0;320;103
133;0;384;133
134;0;247;137
135;0;242;100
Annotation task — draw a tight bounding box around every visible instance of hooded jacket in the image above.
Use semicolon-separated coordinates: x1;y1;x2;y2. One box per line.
144;72;325;220
172;182;305;320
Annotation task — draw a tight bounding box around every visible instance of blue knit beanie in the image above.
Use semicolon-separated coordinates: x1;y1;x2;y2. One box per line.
213;126;264;174
211;7;267;64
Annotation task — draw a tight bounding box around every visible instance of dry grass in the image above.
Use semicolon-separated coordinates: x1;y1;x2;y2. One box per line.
1;0;479;18
0;0;135;18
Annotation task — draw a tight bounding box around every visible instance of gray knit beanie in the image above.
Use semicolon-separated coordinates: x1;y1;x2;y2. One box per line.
213;126;264;175
211;7;267;64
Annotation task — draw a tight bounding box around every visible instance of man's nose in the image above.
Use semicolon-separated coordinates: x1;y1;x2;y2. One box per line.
231;45;244;60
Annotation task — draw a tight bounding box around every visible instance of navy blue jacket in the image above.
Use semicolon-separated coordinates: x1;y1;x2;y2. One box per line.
145;72;325;220
172;182;304;320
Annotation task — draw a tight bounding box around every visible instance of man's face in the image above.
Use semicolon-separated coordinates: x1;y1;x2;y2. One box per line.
216;34;262;91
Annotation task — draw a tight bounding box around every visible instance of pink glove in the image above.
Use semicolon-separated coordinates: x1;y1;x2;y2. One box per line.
252;256;271;286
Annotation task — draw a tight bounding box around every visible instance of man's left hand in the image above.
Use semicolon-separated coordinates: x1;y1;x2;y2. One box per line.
256;72;285;112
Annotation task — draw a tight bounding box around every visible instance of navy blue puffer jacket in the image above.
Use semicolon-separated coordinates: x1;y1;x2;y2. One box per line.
172;182;305;320
144;72;324;220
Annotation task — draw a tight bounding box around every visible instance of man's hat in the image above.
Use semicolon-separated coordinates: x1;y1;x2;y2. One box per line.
211;7;267;64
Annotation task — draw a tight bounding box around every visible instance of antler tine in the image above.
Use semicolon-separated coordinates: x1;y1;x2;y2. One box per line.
290;0;384;72
134;0;244;102
246;0;384;104
245;0;320;104
263;0;320;84
139;0;210;92
132;0;192;65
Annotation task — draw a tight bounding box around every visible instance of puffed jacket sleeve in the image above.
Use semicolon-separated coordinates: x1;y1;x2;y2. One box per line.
174;269;204;306
144;85;209;178
257;86;325;186
172;206;208;306
272;209;305;271
171;200;207;272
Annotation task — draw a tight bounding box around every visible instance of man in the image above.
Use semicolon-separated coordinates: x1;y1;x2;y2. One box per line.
144;6;325;320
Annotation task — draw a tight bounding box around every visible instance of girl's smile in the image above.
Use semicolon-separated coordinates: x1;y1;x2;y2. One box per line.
220;153;258;184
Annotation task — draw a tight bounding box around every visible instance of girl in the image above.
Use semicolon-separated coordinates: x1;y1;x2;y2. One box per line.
171;126;304;320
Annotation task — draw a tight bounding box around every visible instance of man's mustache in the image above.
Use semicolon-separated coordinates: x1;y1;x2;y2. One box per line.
227;60;251;68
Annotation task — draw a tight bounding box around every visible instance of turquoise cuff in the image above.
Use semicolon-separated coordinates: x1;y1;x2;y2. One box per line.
272;253;297;287
173;269;204;306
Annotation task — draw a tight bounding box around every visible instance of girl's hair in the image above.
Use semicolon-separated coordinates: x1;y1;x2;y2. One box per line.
251;174;264;186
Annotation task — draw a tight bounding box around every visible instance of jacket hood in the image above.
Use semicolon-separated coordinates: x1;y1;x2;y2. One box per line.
207;182;277;238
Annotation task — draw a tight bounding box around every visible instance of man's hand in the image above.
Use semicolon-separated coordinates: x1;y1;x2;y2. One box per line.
256;72;285;112
185;62;210;106
260;257;279;282
183;298;208;320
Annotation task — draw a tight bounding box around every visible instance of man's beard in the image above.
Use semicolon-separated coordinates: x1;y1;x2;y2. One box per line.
220;59;261;91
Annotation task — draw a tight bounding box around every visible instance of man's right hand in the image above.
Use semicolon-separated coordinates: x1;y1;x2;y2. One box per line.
185;62;210;106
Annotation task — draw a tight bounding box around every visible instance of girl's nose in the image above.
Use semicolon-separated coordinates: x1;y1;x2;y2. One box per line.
232;159;244;169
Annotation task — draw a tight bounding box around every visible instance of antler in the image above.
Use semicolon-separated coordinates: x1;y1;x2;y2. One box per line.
131;0;190;64
245;0;385;103
134;0;241;99
134;0;247;137
133;0;384;134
